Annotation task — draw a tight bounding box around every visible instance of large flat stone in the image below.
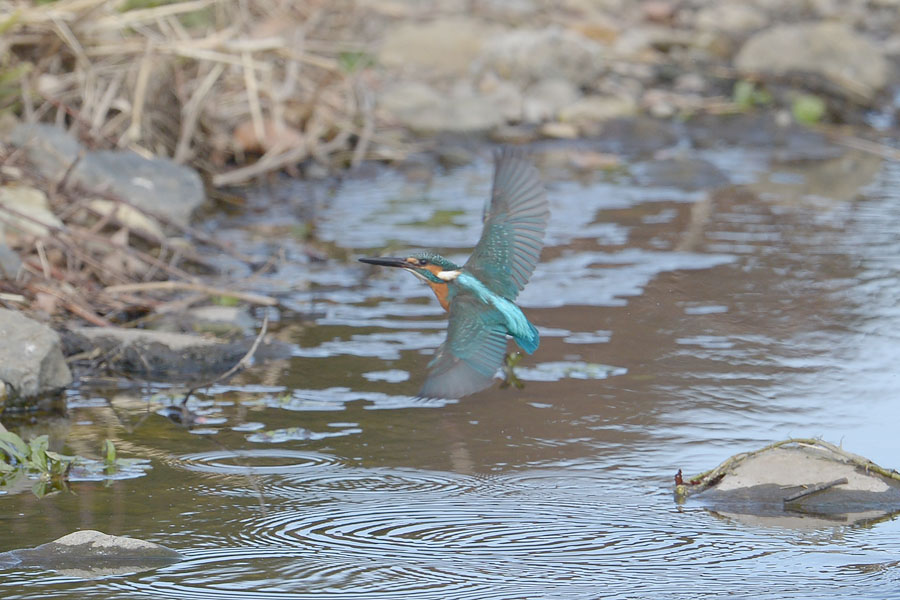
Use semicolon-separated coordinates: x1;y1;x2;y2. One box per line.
678;439;900;528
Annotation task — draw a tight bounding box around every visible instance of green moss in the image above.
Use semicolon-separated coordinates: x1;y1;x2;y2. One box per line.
792;94;826;125
733;80;772;110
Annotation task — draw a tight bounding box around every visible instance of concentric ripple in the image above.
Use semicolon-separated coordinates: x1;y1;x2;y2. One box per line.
176;449;343;476
89;480;832;600
274;467;479;496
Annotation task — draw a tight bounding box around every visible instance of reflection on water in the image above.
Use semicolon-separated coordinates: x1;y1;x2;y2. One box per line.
3;135;900;599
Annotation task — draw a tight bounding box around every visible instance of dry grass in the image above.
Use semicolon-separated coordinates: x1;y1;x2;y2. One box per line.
0;0;403;326
0;140;280;325
0;0;386;185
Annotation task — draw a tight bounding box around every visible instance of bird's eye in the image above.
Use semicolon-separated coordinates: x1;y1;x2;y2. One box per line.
417;258;427;266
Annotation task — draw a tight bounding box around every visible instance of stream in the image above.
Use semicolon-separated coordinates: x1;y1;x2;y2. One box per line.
2;122;900;599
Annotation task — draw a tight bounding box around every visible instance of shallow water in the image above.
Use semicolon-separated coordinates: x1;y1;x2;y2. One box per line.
3;131;900;599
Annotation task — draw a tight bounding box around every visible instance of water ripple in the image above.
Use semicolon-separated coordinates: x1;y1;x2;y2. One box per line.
176;449;343;475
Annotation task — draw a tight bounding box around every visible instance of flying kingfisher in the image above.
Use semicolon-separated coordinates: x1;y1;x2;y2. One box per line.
360;148;548;399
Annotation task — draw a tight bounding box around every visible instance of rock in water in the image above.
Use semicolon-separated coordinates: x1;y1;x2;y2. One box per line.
0;530;182;577
676;439;900;528
0;309;71;407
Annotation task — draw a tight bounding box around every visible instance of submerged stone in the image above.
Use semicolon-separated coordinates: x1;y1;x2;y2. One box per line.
677;439;900;528
0;530;182;578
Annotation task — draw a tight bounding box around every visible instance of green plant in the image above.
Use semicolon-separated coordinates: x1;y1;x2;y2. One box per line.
733;80;773;110
338;51;375;73
0;431;151;497
792;94;826;125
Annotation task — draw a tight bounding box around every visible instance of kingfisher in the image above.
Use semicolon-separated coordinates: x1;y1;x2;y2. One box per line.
360;148;548;399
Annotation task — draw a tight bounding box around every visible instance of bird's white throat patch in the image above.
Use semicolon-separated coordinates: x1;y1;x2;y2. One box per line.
437;270;461;281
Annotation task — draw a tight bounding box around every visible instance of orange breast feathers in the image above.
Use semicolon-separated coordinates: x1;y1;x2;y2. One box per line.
423;264;451;312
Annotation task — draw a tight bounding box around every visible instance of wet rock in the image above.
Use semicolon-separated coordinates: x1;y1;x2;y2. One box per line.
377;18;497;79
0;309;72;407
734;22;889;104
522;78;581;123
10;123;204;227
559;95;638;135
62;326;290;381
0;530;182;577
677;439;900;528
64;327;238;380
693;2;768;34
0;185;64;237
475;27;607;87
635;157;730;190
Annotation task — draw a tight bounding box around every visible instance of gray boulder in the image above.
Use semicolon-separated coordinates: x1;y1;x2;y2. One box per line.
0;309;71;404
9;123;204;227
734;22;889;103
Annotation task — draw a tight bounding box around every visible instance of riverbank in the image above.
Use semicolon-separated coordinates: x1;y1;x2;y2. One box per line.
0;0;898;406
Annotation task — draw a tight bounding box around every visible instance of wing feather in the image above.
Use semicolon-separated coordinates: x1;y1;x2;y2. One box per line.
465;148;549;300
419;296;508;399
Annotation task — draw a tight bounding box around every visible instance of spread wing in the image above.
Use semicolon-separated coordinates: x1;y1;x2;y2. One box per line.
419;295;508;399
465;148;549;300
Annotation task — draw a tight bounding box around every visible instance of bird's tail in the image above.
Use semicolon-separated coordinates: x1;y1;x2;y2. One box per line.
513;321;540;354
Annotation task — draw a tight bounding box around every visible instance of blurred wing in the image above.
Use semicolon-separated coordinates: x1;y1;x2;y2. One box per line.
465;148;549;300
419;296;508;399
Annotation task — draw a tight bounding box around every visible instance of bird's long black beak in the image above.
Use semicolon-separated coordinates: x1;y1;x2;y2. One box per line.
359;256;412;269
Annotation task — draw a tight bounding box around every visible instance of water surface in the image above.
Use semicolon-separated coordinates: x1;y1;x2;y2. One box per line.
2;132;900;599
